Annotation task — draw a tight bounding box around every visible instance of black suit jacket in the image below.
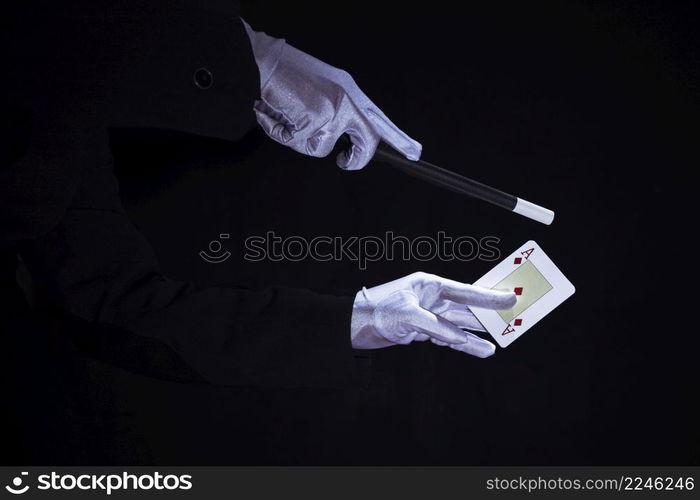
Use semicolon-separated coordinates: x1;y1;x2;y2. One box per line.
1;1;363;389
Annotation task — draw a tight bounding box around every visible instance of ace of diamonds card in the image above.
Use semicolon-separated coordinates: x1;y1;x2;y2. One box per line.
470;241;575;348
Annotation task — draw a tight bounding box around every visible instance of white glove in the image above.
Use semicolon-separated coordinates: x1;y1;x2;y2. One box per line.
351;272;516;358
242;19;422;170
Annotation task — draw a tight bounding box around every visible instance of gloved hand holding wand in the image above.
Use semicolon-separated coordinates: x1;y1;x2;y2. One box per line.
242;20;554;224
242;19;422;170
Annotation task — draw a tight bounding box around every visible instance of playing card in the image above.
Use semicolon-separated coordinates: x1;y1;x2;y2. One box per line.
469;241;575;348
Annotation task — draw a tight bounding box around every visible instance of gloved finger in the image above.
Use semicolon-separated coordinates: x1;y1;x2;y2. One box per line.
254;107;293;143
365;107;422;161
447;332;497;358
409;306;470;345
437;279;517;310
442;307;487;332
414;333;431;342
336;130;379;170
306;128;344;158
429;331;495;357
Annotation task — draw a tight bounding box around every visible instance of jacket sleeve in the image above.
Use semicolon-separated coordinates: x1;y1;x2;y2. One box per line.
18;158;367;389
2;1;260;243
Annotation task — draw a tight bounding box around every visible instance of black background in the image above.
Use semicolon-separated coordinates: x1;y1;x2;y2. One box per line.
4;0;699;464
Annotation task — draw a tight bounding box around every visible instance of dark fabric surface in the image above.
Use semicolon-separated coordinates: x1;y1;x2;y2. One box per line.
2;0;364;390
1;1;370;464
16;150;359;388
1;0;259;242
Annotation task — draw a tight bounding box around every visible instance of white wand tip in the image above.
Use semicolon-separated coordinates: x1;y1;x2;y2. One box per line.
513;198;555;225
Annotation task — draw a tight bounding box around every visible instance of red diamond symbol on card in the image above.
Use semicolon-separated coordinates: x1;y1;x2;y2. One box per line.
514;318;523;326
514;287;523;296
513;257;522;264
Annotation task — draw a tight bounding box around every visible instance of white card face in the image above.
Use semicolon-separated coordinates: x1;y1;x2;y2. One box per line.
470;240;575;348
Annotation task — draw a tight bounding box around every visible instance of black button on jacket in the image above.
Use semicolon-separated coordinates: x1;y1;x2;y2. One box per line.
1;1;361;388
